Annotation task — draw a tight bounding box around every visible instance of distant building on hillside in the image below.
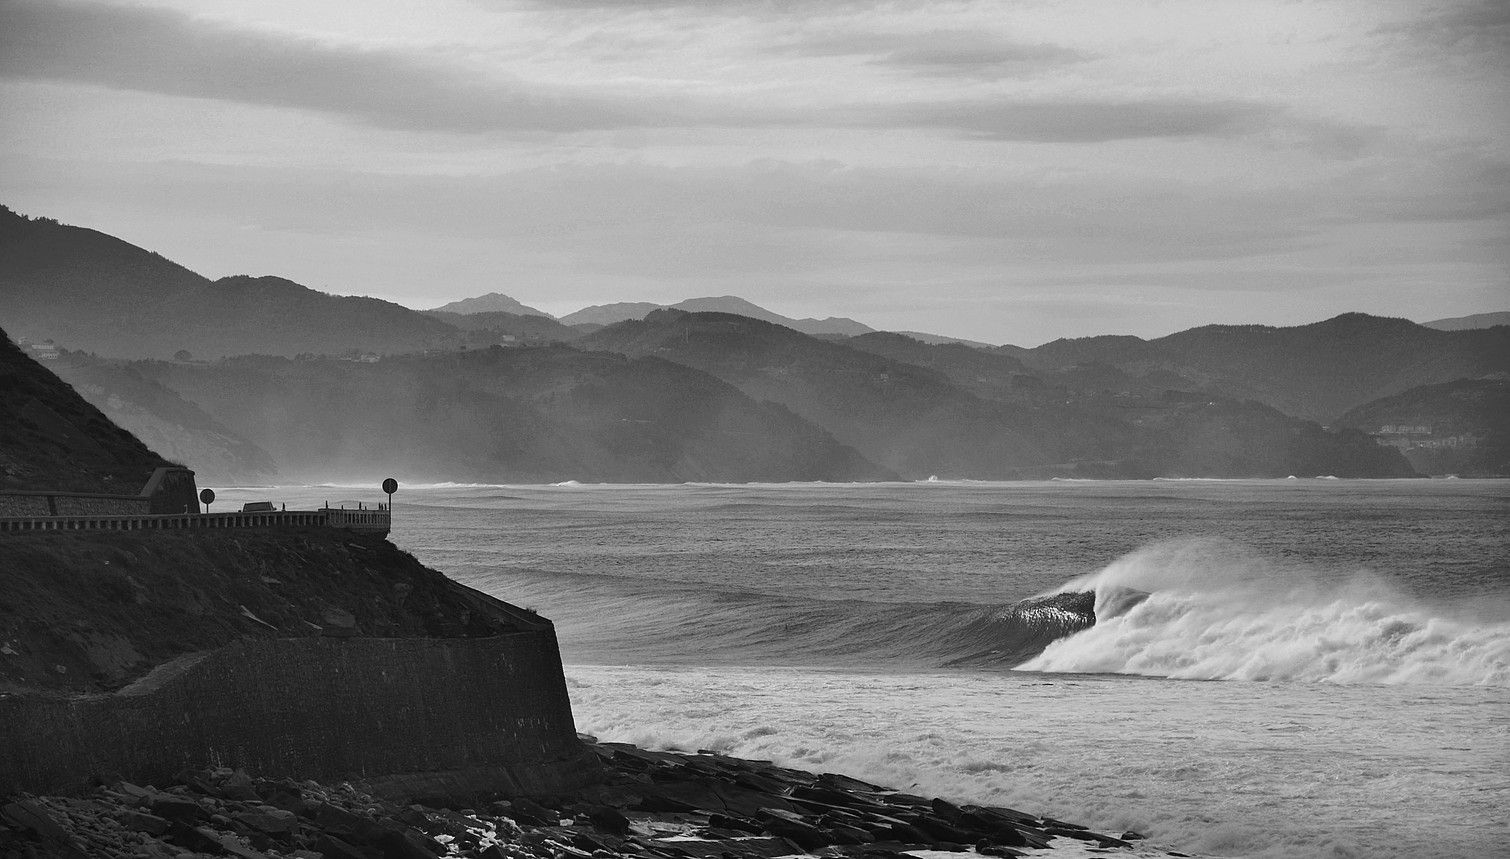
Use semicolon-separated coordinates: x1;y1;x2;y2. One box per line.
18;339;59;361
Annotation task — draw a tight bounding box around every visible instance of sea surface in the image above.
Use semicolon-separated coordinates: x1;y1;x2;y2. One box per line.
226;479;1510;859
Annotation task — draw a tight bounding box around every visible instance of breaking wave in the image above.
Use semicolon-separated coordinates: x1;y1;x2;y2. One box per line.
1016;540;1510;686
463;537;1509;687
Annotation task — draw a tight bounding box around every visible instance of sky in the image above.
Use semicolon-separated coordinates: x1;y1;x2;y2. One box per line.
1;0;1506;346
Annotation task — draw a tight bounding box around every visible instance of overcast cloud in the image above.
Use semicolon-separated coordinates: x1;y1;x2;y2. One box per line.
0;0;1505;344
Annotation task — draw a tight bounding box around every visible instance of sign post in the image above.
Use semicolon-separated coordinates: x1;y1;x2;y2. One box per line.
382;478;398;512
198;488;215;515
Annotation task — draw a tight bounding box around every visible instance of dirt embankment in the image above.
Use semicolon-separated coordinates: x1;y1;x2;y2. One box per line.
0;529;529;694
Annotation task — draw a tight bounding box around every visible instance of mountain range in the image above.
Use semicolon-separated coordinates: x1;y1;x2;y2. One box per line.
4;204;1505;480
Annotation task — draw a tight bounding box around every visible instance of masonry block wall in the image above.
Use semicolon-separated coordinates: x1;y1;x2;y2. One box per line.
52;496;152;516
0;631;599;797
0;496;50;516
0;493;152;516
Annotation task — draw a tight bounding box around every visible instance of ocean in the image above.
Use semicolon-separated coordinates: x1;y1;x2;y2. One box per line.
226;479;1510;859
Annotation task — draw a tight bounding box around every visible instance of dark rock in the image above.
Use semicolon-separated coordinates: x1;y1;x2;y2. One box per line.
883;821;932;844
881;793;931;808
706;813;764;835
975;844;1025;857
965;805;1038;826
259;783;304;813
929;798;962;822
791;786;861;808
909;814;972;843
118;810;170;836
732;771;789;795
1044;826;1100;841
708;780;794;817
0;802;72;843
322;607;359;637
172;825;269;858
116;782;153;801
147;796;204;824
509;798;559;826
817;773;886;793
316;832;374;859
234;808;298;834
1011;827;1053;850
757;808;831;849
822;822;876;845
375;827;443;858
1041;816;1086;831
633;792;699;814
311;800;370;831
1121;829;1147;840
218;771;261;802
977;826;1029;848
584;806;630;835
571;828;626;853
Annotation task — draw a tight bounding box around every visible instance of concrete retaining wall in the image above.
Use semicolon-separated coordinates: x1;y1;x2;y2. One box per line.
0;632;598;797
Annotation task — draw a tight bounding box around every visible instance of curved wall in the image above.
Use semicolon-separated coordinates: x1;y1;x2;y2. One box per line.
0;632;599;797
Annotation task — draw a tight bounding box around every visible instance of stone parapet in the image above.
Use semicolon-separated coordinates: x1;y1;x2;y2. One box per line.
0;507;389;536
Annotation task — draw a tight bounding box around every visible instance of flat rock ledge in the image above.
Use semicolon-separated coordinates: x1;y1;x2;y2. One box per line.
0;739;1188;859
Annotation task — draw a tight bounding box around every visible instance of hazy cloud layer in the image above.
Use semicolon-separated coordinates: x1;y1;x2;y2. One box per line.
1;0;1505;343
779;29;1089;79
0;1;1303;144
0;1;661;132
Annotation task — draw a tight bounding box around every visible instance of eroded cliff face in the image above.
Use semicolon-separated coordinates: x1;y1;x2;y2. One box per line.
0;529;533;694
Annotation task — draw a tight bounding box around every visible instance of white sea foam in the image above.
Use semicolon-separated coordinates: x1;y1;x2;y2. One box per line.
566;662;1508;859
1019;539;1510;685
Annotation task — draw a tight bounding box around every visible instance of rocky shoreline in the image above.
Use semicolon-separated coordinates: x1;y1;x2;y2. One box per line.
0;739;1189;859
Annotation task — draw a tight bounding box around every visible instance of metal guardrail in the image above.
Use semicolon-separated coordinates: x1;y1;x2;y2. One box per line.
0;508;390;535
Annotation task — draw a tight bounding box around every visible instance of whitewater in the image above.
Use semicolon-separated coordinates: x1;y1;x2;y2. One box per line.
222;479;1510;859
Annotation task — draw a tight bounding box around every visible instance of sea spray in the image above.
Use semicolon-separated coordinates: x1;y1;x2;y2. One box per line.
1017;539;1510;685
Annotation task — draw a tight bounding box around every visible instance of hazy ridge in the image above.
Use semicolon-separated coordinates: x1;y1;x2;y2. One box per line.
7;204;1501;482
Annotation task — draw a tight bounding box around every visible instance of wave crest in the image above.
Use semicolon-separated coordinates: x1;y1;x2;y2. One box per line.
1016;540;1510;685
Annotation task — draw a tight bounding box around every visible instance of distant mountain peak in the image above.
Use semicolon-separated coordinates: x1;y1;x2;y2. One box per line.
559;295;874;337
1423;311;1510;331
431;292;553;318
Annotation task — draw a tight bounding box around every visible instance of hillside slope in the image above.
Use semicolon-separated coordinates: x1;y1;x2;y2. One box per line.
125;345;890;483
45;352;279;483
0;530;521;693
1024;313;1508;420
423;309;584;344
0;206;460;359
0;328;174;493
579;310;1105;478
1423;312;1510;331
582;314;1415;479
1334;378;1509;476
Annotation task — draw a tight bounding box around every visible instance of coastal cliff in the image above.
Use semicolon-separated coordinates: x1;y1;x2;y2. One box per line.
0;328;598;798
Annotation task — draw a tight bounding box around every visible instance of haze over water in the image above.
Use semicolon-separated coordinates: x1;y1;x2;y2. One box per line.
229;479;1510;858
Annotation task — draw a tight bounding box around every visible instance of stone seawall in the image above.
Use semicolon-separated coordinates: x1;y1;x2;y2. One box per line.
0;492;150;517
0;632;599;797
